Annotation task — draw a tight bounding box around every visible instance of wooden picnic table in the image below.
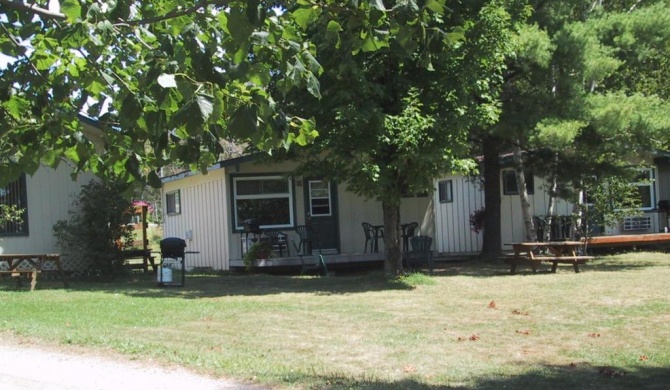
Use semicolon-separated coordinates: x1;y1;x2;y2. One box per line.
0;254;69;291
504;241;594;274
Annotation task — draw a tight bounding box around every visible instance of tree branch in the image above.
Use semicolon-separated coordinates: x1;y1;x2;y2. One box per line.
0;22;43;77
0;0;66;21
628;0;643;13
113;0;217;27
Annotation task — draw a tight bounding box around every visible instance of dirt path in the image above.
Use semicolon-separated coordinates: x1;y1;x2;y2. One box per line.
0;338;267;390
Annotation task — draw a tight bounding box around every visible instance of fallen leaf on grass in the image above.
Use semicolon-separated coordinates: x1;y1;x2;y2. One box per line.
639;355;648;361
588;333;601;338
457;334;480;342
488;301;497;309
516;329;531;335
511;309;529;316
599;367;626;378
403;364;417;373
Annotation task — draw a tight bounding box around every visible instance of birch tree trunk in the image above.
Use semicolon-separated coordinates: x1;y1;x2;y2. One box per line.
544;152;560;241
545;174;557;242
570;187;584;241
513;146;537;242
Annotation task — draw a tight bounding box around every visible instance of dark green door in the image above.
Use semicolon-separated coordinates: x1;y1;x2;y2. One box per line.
304;179;339;253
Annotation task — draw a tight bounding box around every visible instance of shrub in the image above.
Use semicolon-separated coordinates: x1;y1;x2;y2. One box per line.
53;180;135;279
242;241;275;270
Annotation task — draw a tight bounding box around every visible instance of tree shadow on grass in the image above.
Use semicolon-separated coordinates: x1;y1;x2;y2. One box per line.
286;363;670;390
22;252;670;297
26;268;417;298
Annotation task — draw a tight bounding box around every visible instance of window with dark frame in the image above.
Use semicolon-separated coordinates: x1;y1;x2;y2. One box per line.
166;190;181;215
632;168;655;210
233;175;294;230
438;180;453;203
502;170;535;195
0;174;29;236
309;180;331;216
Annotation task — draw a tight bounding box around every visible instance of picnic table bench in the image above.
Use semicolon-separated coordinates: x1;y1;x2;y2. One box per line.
503;241;594;274
0;254;69;291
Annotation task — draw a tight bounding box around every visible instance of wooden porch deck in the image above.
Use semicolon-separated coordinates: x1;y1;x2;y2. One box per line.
583;233;670;247
229;251;473;270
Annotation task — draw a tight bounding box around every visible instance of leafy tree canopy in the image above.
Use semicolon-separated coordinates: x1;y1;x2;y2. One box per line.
497;0;670;194
1;0;410;187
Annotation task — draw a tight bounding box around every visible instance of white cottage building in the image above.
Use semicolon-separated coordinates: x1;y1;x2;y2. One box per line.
161;156;434;271
161;154;670;271
0;164;95;257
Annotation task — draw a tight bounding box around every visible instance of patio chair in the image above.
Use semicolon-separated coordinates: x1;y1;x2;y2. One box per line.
295;225;319;256
362;222;383;253
291;238;328;276
401;222;419;252
405;235;434;275
262;229;288;257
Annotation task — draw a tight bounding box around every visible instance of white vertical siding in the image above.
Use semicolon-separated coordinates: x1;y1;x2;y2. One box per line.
434;175;484;254
500;176;573;248
434;174;579;254
219;160;432;258
336;187;433;255
0;164;94;255
162;169;229;270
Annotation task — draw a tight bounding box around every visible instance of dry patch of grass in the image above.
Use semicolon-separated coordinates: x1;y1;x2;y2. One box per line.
1;252;670;389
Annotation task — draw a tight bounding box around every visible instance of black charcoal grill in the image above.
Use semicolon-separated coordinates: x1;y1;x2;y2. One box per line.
158;237;187;286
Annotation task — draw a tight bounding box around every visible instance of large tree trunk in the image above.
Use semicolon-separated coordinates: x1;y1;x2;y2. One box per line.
513;146;536;241
382;200;403;277
480;135;502;261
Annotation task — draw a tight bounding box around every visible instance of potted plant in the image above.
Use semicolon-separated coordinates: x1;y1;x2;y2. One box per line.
242;241;275;270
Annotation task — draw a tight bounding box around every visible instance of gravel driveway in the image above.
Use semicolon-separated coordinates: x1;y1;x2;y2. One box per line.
0;339;267;390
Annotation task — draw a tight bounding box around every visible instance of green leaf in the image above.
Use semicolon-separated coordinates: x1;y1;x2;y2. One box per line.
370;0;386;11
292;7;320;30
305;73;321;99
425;0;445;14
101;72;115;86
4;98;28;120
228;8;254;44
228;105;257;139
147;171;162;188
61;0;82;22
43;149;60;167
68;144;86;164
157;74;178;88
211;86;224;122
34;53;57;70
196;94;214;122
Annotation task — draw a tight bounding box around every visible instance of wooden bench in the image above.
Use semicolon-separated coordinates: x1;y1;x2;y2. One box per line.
0;269;41;291
503;254;594;274
0;254;67;291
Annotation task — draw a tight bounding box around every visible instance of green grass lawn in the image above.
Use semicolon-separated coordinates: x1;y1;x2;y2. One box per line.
1;252;669;389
